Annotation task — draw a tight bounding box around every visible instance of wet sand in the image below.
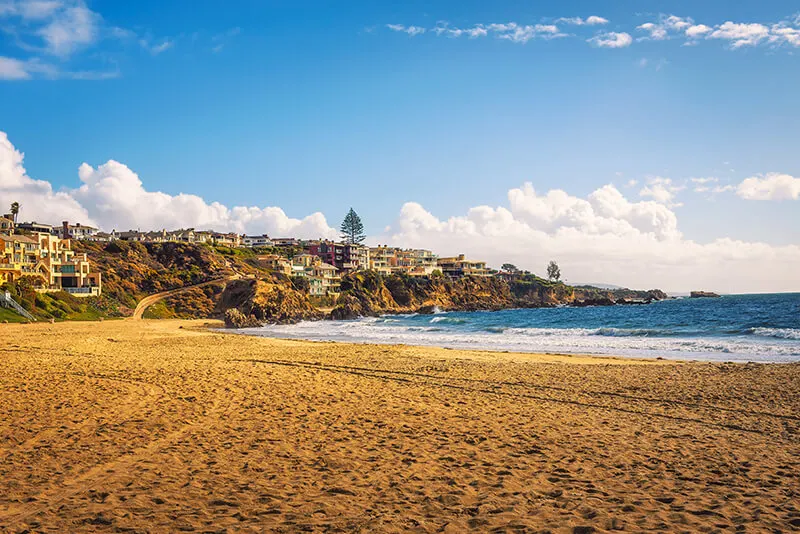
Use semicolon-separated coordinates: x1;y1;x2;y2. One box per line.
1;319;798;533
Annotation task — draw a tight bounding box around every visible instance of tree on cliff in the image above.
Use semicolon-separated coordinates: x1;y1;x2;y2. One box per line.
340;208;366;245
501;263;518;273
547;261;561;282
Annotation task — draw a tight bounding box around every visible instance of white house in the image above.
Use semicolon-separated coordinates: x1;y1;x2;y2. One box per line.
243;235;273;247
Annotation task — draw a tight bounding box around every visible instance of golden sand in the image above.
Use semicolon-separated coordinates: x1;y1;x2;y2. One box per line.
1;319;798;533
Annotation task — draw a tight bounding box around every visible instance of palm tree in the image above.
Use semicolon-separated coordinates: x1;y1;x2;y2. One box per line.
10;202;19;223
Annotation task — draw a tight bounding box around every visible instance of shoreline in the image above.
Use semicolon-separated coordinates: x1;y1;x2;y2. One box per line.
224;318;799;365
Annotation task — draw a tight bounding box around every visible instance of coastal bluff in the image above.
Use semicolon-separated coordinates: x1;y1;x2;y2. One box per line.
218;270;668;326
3;240;667;325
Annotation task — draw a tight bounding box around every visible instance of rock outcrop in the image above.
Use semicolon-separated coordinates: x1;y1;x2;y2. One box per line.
219;279;323;327
690;291;721;298
219;272;670;326
329;272;520;320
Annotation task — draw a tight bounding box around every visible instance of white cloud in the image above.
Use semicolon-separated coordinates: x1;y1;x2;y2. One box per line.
493;23;562;43
0;56;31;79
638;177;684;207
768;23;800;47
395;21;568;44
692;178;734;195
709;21;771;48
0;1;197;79
385;14;800;52
36;2;100;56
686;24;712;38
379;182;800;293
0;131;338;238
635;15;799;50
558;16;609;26
0;0;61;19
386;24;426;37
0;55;116;80
0;131;91;224
736;173;800;201
2;130;797;293
637;15;693;41
588;31;633;48
586;16;609;26
140;38;174;55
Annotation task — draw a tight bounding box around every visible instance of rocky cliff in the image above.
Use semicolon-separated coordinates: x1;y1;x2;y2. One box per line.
218;278;323;326
329;272;521;320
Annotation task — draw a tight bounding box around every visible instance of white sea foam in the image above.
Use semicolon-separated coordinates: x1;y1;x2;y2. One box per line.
751;327;800;340
236;318;800;363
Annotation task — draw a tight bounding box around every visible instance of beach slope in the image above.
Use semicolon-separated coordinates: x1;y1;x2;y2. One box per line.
1;320;798;532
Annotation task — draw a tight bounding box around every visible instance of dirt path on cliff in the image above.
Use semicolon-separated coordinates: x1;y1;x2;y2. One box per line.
131;276;239;319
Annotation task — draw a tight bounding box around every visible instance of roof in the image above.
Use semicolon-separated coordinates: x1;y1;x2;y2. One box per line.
0;234;38;244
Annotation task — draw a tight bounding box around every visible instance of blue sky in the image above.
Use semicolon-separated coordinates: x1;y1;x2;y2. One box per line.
1;0;799;291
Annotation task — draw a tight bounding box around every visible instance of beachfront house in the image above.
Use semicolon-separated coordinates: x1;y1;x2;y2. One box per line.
16;221;56;235
369;246;439;277
306;241;370;272
0;232;102;296
257;254;293;277
436;254;491;279
59;222;99;240
272;238;301;248
0;234;40;284
243;235;273;248
288;253;341;296
0;216;15;233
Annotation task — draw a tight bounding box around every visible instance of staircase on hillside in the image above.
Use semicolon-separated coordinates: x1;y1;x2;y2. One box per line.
0;291;36;321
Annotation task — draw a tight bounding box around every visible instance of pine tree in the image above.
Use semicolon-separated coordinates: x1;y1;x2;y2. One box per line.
547;260;561;282
340;208;366;244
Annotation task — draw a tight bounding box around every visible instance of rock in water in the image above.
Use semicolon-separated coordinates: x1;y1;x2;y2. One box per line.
223;308;262;328
690;291;721;298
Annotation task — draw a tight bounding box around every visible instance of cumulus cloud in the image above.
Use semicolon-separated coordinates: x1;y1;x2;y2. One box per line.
638;177;684;206
637;15;693;41
385;13;800;53
635;14;800;49
736;173;800;201
588;31;633;48
0;131;91;224
685;24;712;38
0;131;338;238
2;130;798;292
379;182;800;293
709;22;771;48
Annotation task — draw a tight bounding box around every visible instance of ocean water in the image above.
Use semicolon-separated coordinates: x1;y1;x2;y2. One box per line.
237;293;800;363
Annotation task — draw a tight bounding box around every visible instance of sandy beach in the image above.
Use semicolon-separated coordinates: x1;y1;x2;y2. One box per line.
1;319;799;533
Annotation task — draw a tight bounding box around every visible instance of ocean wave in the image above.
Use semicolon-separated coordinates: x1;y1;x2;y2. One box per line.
750;327;800;340
482;326;507;333
505;327;671;338
430;317;467;324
